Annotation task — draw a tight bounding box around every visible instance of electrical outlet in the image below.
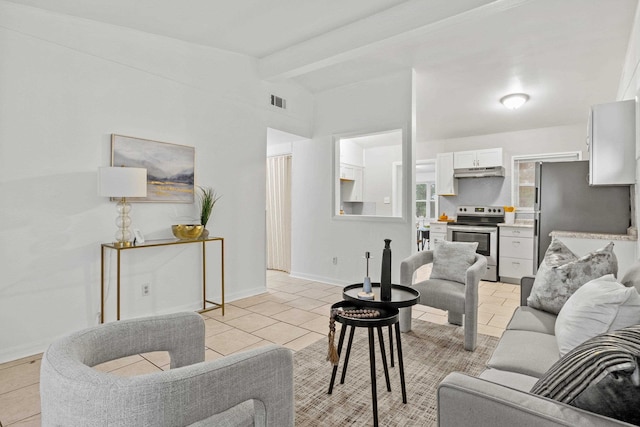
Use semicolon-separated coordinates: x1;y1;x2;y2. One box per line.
332;257;338;265
141;283;151;296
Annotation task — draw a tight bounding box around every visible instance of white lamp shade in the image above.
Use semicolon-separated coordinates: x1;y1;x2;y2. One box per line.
98;167;147;198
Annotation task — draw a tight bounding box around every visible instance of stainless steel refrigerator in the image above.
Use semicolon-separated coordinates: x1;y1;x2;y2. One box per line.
534;160;631;269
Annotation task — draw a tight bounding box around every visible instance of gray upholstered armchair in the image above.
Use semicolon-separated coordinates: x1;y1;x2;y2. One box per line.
40;312;294;426
400;251;487;351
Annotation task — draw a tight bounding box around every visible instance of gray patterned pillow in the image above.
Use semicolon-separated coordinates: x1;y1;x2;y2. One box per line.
527;240;618;314
531;325;640;425
543;238;578;267
429;240;478;285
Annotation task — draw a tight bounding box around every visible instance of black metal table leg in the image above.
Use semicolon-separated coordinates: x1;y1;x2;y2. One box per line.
376;326;391;392
328;301;405;425
389;324;394;367
368;327;379;427
395;322;407;404
340;326;356;384
328;323;347;394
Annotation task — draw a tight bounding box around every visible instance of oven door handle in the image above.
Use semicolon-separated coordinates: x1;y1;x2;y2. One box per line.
448;225;497;233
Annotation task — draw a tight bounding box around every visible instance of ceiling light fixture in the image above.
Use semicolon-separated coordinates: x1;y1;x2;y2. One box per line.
500;93;529;110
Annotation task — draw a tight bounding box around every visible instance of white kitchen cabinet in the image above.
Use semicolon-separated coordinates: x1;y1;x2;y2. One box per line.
436;152;457;195
588;99;635;185
454;148;503;169
430;222;448;246
339;164;354;180
341;165;363;201
499;226;534;283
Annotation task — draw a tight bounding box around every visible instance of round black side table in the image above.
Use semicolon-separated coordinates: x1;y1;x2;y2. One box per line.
327;301;406;427
343;283;419;368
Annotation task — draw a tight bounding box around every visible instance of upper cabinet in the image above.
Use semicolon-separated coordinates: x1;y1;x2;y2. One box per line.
340;164;355;180
588;100;635;186
454;148;503;169
436;152;457;195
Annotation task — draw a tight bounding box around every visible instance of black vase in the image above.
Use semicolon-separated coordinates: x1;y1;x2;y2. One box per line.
380;239;392;301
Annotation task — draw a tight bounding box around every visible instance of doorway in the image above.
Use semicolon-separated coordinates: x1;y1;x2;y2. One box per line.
266;154;292;272
266;128;308;273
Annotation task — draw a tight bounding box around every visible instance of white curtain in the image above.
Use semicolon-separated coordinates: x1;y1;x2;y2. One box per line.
266;155;292;272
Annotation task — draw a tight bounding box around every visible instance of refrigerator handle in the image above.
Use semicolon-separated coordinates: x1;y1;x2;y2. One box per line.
533;216;540;273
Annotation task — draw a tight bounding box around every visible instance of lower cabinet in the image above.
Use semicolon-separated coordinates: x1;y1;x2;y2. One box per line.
499;226;534;283
430;222;448;247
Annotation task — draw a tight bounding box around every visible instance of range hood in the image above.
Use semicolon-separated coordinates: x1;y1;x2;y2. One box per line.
454;166;505;178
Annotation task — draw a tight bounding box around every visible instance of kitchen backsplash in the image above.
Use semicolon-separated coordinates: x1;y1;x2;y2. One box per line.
438;176;511;217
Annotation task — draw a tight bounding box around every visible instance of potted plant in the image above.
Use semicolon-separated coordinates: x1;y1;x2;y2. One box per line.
198;186;221;238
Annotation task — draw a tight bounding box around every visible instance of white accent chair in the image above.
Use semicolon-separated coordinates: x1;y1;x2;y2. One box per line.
40;312;294;426
400;251;487;351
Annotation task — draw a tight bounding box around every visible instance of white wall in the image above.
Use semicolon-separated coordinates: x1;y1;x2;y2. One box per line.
415;123;588;212
618;0;640;102
416;123;588;176
267;142;293;157
0;2;312;362
263;80;314;140
363;144;403;216
340;139;364;167
290;71;413;285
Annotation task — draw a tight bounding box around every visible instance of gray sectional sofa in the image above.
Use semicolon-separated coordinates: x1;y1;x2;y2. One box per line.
437;274;639;427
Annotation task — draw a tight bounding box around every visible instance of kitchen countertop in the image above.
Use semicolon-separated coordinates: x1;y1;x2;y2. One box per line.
498;220;533;228
550;228;637;241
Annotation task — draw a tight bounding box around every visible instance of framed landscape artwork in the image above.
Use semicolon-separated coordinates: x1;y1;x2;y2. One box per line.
111;134;195;203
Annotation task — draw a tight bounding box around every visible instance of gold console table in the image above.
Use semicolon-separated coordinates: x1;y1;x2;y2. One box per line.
100;237;224;323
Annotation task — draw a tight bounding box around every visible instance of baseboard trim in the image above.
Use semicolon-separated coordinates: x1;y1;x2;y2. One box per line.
288;271;349;287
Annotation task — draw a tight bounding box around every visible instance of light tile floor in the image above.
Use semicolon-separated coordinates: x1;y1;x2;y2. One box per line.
0;268;519;426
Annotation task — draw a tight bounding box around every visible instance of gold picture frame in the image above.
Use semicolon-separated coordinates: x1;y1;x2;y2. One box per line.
111;134;195;203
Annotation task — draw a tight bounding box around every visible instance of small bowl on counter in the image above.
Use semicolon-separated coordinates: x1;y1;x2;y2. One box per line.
171;224;204;240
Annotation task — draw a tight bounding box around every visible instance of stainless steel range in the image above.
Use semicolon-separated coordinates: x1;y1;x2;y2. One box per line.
446;205;504;282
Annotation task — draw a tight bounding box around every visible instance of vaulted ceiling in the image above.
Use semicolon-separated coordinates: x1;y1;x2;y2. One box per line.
5;0;638;140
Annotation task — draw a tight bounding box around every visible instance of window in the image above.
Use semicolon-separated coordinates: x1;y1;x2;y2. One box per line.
416;183;427;217
334;127;407;219
415;159;437;221
512;152;581;211
416;181;436;220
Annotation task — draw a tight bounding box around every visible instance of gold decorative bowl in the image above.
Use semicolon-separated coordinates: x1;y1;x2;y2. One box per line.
172;224;204;240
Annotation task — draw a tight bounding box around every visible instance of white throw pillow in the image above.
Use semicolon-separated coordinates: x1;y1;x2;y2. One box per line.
555;274;640;356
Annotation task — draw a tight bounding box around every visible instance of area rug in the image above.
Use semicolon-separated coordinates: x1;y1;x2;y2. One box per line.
294;320;499;426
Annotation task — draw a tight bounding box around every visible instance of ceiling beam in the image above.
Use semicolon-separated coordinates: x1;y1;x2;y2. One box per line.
258;0;532;81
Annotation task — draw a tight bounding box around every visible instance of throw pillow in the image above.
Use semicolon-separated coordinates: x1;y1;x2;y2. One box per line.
527;240;617;315
621;261;640;294
531;325;640;425
555;274;640;356
429;240;478;285
526;239;576;313
543;238;579;267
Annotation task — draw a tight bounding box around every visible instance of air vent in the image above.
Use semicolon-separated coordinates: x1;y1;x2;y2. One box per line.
270;94;287;109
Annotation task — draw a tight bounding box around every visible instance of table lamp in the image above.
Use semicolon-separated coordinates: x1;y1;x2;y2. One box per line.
98;166;147;247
